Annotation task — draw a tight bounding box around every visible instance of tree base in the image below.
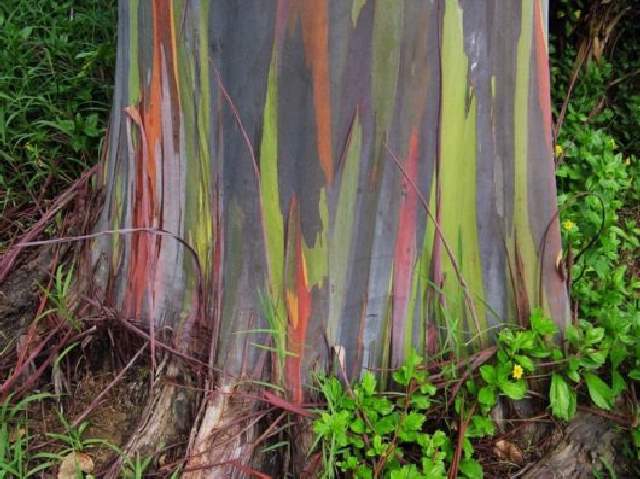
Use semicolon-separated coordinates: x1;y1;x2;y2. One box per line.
522;412;634;479
104;359;194;478
184;382;262;478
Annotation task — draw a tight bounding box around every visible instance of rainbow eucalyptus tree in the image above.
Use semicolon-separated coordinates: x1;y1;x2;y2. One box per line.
90;0;568;475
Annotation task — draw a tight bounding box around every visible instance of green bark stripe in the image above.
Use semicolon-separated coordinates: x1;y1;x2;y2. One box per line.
439;0;486;342
371;0;402;160
260;53;285;304
127;0;139;105
328;113;363;345
194;0;212;271
514;1;538;304
303;188;328;289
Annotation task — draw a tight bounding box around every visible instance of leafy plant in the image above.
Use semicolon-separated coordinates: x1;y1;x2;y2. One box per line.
312;305;640;477
313;350;486;479
0;0;115;242
0;393;57;478
476;310;560;413
551;0;640;458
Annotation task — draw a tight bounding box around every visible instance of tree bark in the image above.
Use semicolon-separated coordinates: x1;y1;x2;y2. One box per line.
90;0;568;474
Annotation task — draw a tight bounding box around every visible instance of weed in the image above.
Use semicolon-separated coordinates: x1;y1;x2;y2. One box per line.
0;393;57;478
0;0;115;241
312;350;486;479
120;453;153;479
313;307;640;477
43;263;78;329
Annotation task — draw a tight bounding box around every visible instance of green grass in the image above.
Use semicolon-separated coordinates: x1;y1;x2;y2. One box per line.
0;0;115;239
0;393;57;478
0;393;160;478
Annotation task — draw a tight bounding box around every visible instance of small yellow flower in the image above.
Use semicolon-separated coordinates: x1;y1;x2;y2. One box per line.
625;157;631;166
512;364;524;380
555;144;563;157
562;219;576;232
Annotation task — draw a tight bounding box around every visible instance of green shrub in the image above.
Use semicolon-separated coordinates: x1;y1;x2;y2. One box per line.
0;0;115;218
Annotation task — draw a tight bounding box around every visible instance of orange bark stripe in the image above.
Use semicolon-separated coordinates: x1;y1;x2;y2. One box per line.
285;199;311;404
126;0;172;316
534;0;552;150
299;1;333;183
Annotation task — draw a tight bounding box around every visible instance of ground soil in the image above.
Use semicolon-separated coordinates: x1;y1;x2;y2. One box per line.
27;364;149;474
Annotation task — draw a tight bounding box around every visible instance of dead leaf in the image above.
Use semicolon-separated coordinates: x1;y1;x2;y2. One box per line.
493;439;524;464
58;452;94;479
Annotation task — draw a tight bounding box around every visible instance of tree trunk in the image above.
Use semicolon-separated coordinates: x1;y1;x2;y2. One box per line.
90;0;568;475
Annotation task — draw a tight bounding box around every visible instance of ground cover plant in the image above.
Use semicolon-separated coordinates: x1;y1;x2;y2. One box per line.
312;308;640;478
0;0;115;246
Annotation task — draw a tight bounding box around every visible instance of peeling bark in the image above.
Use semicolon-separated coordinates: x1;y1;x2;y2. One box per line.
184;384;261;479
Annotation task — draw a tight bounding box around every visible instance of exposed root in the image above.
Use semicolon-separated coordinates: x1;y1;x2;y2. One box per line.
184;383;264;479
290;418;317;478
104;358;194;478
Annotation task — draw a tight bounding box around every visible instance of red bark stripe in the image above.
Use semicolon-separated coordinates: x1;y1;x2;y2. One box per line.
285;198;312;404
392;129;420;364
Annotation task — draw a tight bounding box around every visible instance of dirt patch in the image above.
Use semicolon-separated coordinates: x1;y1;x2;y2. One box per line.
66;368;149;468
24;343;151;475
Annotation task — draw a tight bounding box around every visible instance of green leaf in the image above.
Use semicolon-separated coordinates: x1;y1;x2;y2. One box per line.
611;370;626;396
390;465;422;479
585;327;605;345
411;394;432;410
584;373;614;410
565;324;582;346
479;365;496;385
566;368;581;383
550;373;575;420
531;309;558;336
512;331;536;352
421;457;447;478
478;386;496;407
419;382;436;395
350;434;365;448
83;113;101;137
495;361;512;383
351;417;365;434
374;414;396;435
404;411;425;431
514;355;535;372
459;458;483;478
35;119;75;135
585;350;607;368
499;380;527;400
467;415;495;438
629;369;640;381
372;397;394;415
19;26;33;39
361;371;376;395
